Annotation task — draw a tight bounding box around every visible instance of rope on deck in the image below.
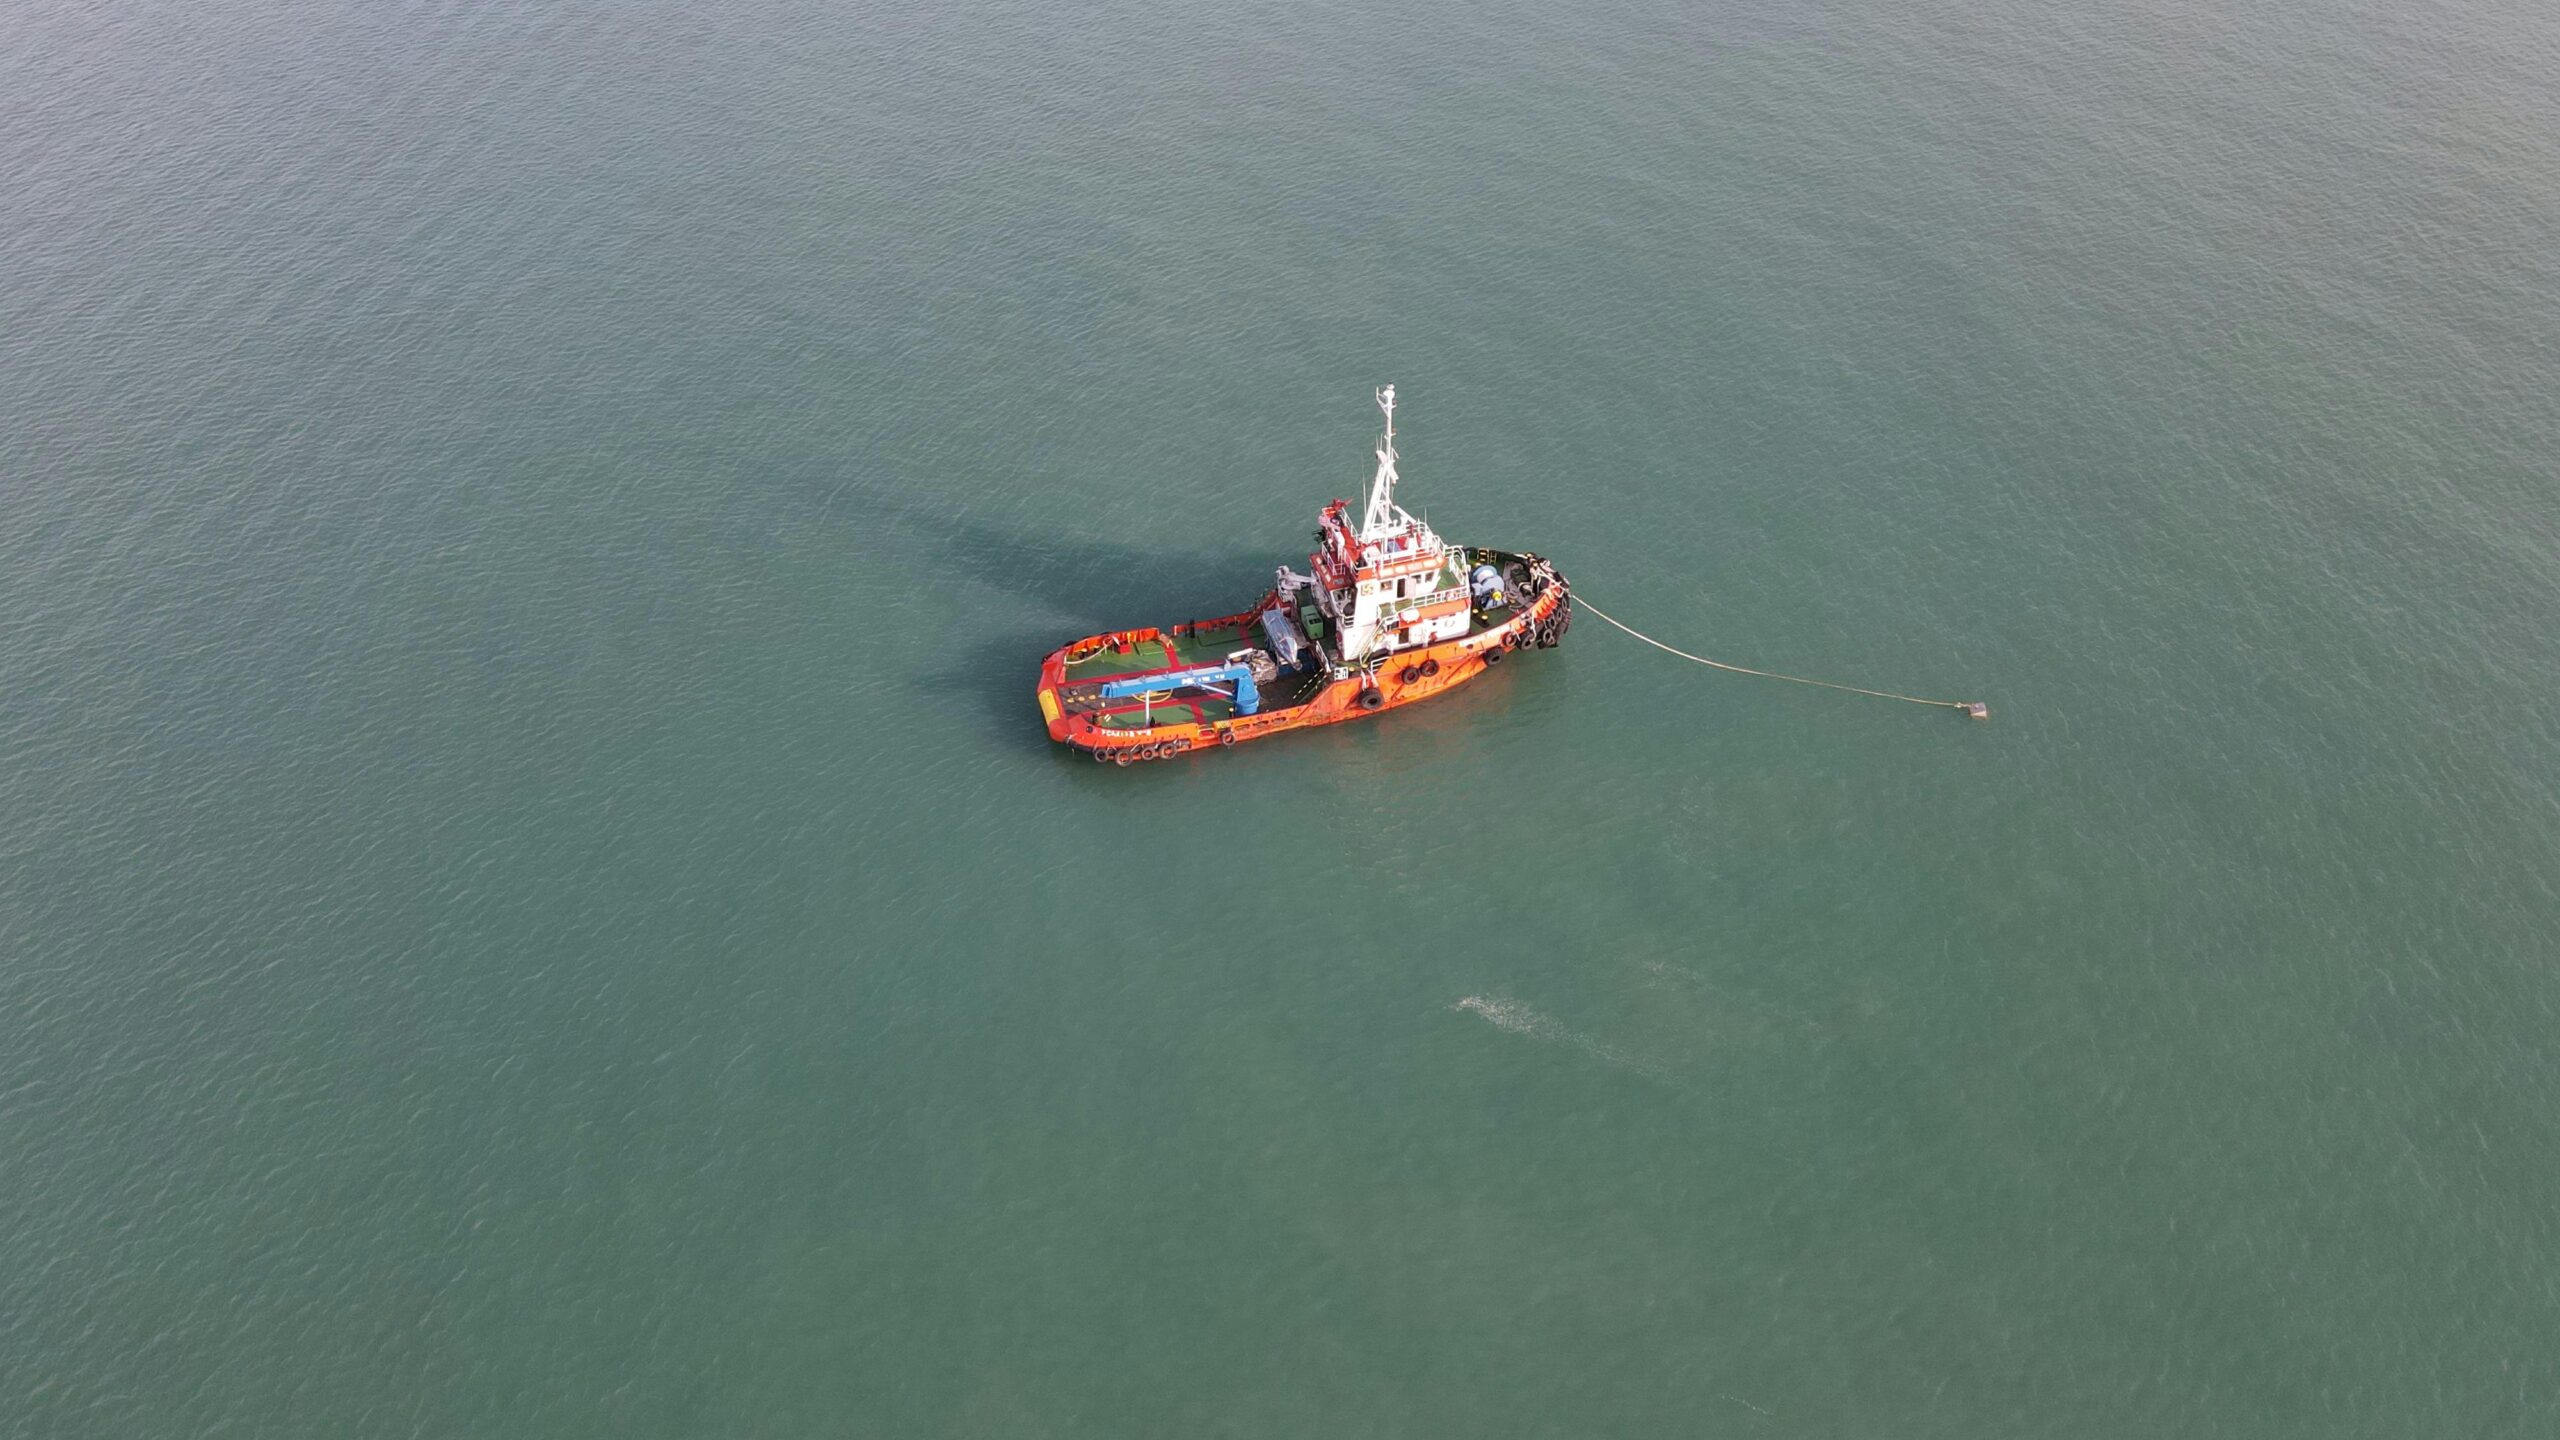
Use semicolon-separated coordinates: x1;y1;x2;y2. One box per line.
1574;596;1986;717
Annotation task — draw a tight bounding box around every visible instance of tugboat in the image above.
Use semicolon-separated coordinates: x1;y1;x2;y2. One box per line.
1036;386;1570;763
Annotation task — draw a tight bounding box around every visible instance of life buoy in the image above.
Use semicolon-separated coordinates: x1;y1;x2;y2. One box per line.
1358;688;1385;710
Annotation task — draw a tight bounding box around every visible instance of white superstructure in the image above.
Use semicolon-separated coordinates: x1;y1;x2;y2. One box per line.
1273;386;1474;665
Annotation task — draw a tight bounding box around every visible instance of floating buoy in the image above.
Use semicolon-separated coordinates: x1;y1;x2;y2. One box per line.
1965;701;1990;721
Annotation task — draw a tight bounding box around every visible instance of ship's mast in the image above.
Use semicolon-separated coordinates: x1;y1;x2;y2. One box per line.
1361;384;1401;538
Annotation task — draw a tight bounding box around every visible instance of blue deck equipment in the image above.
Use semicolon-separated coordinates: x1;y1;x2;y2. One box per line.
1096;661;1261;716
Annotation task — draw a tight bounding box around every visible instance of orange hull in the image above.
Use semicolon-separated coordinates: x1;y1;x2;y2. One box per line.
1037;557;1570;763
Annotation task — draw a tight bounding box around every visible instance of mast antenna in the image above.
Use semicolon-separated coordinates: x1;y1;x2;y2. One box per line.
1364;384;1401;536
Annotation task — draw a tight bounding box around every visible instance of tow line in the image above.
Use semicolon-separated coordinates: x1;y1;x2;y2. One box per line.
1574;596;1989;720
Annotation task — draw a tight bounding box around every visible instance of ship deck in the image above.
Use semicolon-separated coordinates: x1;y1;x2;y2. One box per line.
1060;618;1260;684
1051;574;1530;734
1053;617;1283;729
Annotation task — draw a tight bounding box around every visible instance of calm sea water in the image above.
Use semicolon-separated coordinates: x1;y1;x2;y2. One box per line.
6;1;2557;1435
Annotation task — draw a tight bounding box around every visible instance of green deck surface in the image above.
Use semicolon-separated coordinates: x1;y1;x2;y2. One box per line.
1060;619;1253;684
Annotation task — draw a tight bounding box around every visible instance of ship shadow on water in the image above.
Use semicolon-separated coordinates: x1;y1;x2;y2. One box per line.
936;518;1272;631
907;518;1275;760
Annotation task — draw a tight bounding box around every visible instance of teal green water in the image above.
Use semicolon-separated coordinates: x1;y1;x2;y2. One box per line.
7;2;2558;1434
